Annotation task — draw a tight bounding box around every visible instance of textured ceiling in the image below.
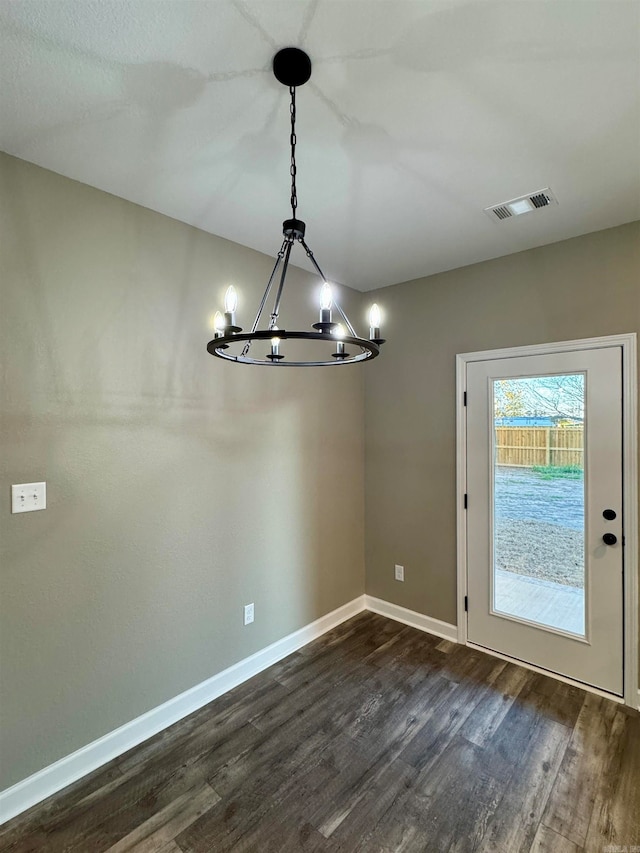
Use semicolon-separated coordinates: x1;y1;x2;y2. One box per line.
1;0;639;290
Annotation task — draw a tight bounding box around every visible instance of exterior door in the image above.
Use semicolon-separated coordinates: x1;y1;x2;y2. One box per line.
466;345;623;695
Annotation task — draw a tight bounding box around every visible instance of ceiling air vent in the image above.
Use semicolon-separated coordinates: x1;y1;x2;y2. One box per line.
492;205;512;221
485;188;558;222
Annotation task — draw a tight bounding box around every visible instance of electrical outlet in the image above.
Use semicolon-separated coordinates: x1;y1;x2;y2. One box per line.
12;482;46;514
394;564;404;582
244;603;255;625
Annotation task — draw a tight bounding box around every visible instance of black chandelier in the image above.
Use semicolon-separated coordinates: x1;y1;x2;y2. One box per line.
207;47;385;367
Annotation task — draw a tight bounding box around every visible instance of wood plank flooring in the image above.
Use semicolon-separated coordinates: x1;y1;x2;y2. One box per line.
1;612;638;852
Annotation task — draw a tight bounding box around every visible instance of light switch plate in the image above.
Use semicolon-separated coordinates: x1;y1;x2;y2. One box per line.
394;564;404;582
12;482;46;514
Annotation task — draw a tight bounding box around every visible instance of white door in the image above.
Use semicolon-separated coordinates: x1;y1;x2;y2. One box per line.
466;345;623;695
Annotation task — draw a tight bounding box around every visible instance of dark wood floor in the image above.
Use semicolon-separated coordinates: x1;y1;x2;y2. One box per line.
2;612;639;852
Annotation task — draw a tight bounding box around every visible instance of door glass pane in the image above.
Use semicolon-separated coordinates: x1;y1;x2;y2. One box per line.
492;374;585;636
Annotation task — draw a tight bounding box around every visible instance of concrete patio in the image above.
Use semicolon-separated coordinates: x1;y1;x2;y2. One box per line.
494;568;585;635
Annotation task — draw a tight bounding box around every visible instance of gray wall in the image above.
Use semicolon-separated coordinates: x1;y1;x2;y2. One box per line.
0;153;366;790
365;222;640;624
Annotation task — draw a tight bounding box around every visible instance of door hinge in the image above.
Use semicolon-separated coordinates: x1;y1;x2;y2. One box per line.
463;391;467;406
464;595;468;612
464;493;468;509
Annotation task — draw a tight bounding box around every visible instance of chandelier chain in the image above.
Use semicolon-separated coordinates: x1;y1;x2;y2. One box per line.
289;85;297;219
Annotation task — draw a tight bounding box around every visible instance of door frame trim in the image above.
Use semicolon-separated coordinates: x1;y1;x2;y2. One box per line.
456;334;638;708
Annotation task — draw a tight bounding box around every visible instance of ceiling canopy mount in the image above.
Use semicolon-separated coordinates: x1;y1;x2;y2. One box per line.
272;47;312;88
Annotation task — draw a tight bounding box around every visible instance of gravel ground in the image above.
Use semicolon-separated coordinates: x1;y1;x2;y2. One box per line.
494;467;584;588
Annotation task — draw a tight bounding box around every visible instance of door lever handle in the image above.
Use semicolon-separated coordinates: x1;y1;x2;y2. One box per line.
602;533;617;546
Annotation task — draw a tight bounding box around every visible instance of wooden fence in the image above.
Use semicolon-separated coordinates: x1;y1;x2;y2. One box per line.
495;427;583;468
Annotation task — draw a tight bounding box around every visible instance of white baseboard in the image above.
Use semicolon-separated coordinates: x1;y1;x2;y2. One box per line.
365;595;458;642
0;595;366;826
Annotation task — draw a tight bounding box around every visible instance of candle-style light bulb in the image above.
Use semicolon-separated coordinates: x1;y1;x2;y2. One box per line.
369;302;382;340
319;282;333;324
268;327;283;360
224;285;238;329
320;283;333;310
334;323;346;357
224;286;238;313
213;310;224;338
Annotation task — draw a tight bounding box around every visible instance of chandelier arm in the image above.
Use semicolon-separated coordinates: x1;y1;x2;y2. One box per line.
332;299;358;339
250;238;288;335
268;237;294;330
240;239;288;357
299;236;325;277
299;237;358;337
